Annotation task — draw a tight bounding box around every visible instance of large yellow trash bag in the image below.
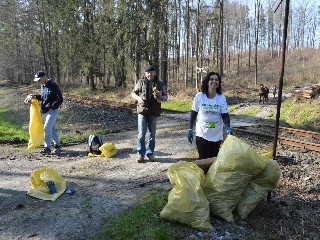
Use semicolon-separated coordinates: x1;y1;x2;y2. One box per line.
27;99;44;150
160;161;212;232
236;157;281;219
204;135;267;223
28;167;66;201
99;142;117;158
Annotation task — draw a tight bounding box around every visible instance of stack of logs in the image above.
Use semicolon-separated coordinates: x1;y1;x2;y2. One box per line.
292;84;320;99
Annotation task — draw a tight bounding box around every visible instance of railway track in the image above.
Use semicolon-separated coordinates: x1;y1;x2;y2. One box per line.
234;124;320;152
64;93;136;112
64;93;184;114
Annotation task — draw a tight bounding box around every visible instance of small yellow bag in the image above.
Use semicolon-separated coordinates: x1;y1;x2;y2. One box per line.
99;142;117;158
28;167;66;201
27;99;44;150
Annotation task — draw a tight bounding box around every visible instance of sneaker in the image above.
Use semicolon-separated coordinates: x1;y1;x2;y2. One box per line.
53;145;61;154
136;155;144;163
147;154;155;162
40;147;51;155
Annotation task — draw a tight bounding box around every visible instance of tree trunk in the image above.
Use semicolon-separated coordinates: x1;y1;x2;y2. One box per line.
219;0;224;77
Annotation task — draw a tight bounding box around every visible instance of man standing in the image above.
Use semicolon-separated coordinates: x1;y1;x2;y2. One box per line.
24;71;63;154
272;84;277;98
131;65;168;163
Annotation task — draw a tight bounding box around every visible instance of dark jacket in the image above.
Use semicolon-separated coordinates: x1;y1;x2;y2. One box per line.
132;76;166;116
34;80;63;114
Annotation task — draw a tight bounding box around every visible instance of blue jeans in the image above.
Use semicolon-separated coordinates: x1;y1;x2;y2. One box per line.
137;114;158;156
43;109;60;149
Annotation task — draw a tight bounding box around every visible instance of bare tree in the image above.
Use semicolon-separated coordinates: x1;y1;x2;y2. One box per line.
254;0;261;86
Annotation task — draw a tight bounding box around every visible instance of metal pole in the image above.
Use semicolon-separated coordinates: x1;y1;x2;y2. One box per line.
272;0;290;159
269;0;290;202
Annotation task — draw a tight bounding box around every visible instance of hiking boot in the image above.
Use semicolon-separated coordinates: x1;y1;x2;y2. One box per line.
147;154;155;162
40;147;51;155
136;155;144;163
53;145;61;154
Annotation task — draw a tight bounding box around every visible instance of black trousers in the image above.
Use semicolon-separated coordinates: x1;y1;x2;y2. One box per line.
196;136;222;160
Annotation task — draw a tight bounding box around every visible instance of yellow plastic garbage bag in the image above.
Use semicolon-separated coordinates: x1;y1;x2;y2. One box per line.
99;142;117;158
27;167;66;201
88;152;101;157
204;135;267;223
236;157;281;219
160;161;212;232
87;142;117;158
27;99;44;150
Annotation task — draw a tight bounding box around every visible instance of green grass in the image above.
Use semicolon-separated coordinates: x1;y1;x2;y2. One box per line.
162;99;192;112
280;98;320;131
0;109;29;141
92;188;190;240
228;105;238;113
238;106;260;117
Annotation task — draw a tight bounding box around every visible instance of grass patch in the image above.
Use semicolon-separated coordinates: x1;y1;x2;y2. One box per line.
0;109;29;141
92;188;190;240
228;105;238;113
238;106;260;117
162;99;192;112
280;98;320;131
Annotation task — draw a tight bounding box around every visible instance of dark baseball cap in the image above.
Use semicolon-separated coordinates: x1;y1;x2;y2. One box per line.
34;71;46;81
144;65;155;72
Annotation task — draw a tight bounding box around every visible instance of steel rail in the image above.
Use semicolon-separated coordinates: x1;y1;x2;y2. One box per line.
277;137;320;152
258;124;320;140
233;128;320;152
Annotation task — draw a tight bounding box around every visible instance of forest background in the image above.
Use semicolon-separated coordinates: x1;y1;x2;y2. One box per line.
0;0;319;91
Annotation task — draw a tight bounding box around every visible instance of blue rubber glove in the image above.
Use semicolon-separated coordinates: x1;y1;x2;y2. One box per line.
225;127;233;135
46;181;57;194
187;129;193;144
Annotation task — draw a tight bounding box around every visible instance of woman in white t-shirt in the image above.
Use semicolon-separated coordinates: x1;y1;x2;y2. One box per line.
187;71;232;159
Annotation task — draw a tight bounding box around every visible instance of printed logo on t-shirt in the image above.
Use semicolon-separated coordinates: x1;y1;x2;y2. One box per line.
201;104;218;110
207;122;216;128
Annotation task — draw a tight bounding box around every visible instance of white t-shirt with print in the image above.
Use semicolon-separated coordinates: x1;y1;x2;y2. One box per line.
191;92;228;142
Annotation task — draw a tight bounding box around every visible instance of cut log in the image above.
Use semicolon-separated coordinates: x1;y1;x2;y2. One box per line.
302;94;313;99
194;157;216;174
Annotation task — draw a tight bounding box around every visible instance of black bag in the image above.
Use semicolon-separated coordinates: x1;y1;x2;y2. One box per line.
88;135;103;155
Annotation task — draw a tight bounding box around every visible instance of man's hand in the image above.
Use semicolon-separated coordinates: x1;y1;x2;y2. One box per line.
187;129;193;144
225;127;233;135
138;96;145;105
153;87;162;102
156;91;162;102
24;94;33;105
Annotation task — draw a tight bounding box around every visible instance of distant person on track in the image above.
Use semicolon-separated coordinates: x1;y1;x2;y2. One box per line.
131;65;168;163
24;71;63;155
264;86;269;102
272;84;277;98
259;83;269;104
187;71;232;159
259;84;265;103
